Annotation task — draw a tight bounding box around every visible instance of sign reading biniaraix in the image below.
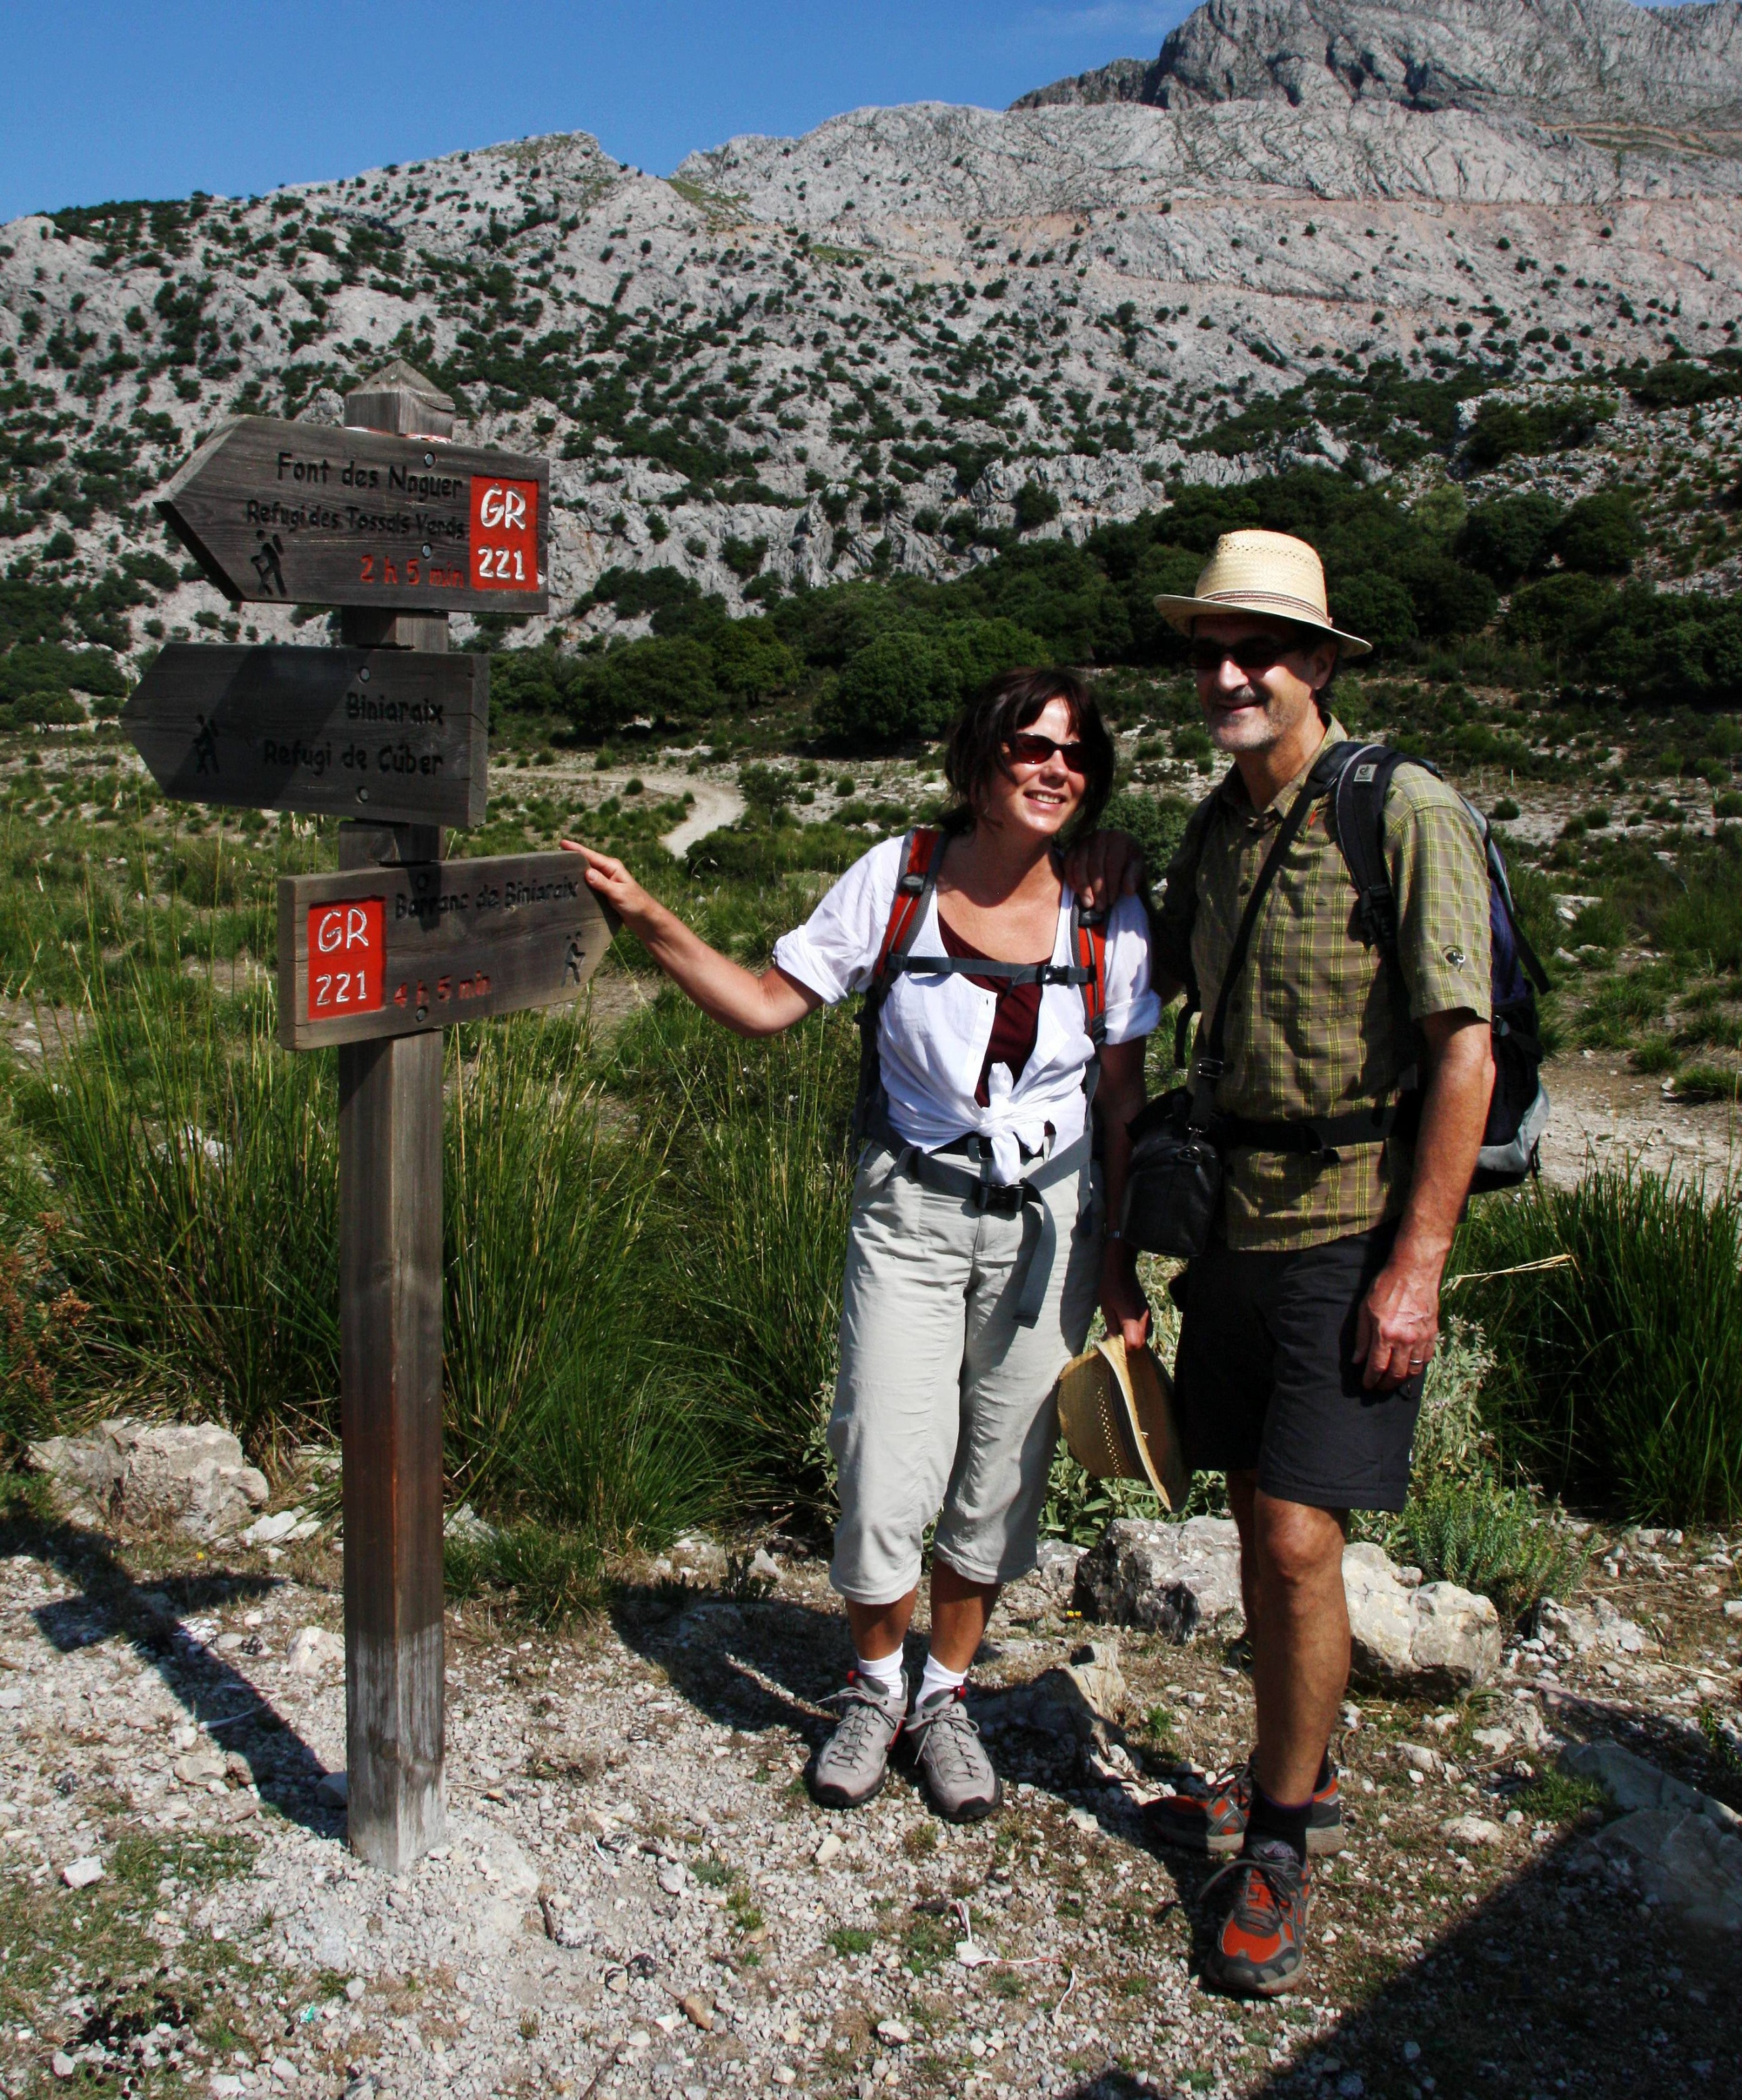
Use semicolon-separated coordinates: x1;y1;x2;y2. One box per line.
156;415;549;613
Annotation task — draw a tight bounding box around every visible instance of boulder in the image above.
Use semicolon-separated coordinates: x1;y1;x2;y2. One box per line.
28;1419;268;1539
1344;1542;1502;1692
1072;1517;1243;1640
1074;1522;1501;1689
1585;1809;1742;1934
1561;1741;1741;1837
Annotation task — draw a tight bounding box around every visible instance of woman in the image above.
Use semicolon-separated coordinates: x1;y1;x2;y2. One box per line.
564;669;1157;1822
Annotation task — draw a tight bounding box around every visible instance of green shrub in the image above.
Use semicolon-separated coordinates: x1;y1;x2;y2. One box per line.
1392;1477;1590;1622
1553;491;1641;577
1456;1171;1742;1522
1457;492;1564;586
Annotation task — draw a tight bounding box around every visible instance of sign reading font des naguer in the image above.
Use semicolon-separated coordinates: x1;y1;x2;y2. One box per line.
156;415;549;614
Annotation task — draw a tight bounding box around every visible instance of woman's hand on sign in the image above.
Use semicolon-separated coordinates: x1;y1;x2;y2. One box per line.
1099;1238;1151;1352
561;841;655;930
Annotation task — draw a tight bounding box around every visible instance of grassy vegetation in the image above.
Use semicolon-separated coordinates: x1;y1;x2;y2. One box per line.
1454;1171;1742;1525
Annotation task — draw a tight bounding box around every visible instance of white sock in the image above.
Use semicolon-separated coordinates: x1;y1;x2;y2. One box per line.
918;1652;968;1707
854;1649;904;1697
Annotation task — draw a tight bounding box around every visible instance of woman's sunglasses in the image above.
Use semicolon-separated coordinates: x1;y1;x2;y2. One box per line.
1003;731;1088;773
1189;636;1305;674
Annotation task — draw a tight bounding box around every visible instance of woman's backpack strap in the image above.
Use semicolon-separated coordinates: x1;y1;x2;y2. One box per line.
871;826;943;988
852;828;943;1142
1069;893;1108;1051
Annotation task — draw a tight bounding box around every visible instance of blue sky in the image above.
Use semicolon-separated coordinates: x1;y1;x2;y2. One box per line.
0;1;1198;223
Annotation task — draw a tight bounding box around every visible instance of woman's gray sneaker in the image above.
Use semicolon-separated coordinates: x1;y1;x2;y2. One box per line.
810;1672;908;1810
905;1685;1002;1822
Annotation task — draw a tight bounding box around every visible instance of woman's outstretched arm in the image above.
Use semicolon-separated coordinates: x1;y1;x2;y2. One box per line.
561;841;821;1037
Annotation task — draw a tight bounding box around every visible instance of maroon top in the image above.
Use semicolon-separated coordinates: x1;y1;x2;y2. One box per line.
938;914;1045;1107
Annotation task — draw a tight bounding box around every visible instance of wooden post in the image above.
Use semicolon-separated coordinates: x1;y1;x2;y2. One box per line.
337;366;454;1872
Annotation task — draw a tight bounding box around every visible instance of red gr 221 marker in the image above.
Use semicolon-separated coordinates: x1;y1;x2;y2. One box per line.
469;475;541;590
308;897;386;1021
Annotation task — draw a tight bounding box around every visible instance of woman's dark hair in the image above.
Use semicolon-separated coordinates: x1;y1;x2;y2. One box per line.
940;668;1115;838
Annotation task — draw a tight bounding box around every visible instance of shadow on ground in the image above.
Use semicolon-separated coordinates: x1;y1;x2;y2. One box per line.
1;1494;337;1838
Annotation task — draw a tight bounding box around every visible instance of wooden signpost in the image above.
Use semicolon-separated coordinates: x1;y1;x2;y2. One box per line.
124;644;489;827
148;362;607;1873
278;853;617;1050
156;413;550;615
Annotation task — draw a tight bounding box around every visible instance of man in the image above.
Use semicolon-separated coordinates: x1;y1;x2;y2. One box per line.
1143;530;1495;1997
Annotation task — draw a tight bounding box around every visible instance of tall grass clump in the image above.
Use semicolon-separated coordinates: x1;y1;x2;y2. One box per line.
1454;1167;1742;1524
614;989;858;1517
442;1010;714;1548
10;957;340;1454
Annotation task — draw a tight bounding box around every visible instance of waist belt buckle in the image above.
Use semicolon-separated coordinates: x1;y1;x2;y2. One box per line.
976;1181;1024;1217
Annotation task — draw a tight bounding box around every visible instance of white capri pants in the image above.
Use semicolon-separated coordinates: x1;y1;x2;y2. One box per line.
827;1139;1103;1604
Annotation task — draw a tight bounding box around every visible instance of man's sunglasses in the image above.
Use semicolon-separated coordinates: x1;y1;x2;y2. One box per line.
1189;636;1307;674
1003;731;1088;772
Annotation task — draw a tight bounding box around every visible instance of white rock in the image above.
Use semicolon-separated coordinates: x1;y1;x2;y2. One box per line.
209;2078;244;2098
814;1833;844;1867
1072;1517;1243;1639
1344;1543;1502;1691
173;1748;229;1786
1472;1725;1514;1755
51;2055;76;2081
1438;1815;1507;1847
875;2020;911;2045
244;1509;304;1547
287;1626;343;1675
27;1420;268;1539
657;1863;687;1895
1030;1539;1086;1597
62;1856;104;1888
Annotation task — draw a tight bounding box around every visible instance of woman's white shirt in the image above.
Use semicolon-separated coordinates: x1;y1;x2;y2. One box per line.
772;835;1160;1185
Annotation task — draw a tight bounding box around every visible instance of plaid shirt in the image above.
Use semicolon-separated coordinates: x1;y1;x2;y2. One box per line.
1153;719;1492;1252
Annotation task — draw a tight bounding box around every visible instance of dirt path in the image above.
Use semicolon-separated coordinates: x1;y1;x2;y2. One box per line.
661;781;745;858
1536;1052;1741;1192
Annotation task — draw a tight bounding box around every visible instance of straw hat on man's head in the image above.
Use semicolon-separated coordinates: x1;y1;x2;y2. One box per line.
1056;1333;1189;1511
1153;528;1372;658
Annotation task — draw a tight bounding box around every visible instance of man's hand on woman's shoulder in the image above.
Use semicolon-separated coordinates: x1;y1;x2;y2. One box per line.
1063;829;1145;914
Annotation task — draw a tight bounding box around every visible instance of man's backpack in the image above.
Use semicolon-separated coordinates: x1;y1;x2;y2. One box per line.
1170;742;1551;1193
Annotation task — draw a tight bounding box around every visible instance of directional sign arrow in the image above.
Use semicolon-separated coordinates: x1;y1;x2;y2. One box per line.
156;416;549;613
278;852;619;1052
123;644;489;829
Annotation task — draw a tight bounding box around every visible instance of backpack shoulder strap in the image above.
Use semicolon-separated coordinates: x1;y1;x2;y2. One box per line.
871;826;942;990
1069;893;1108;1050
1324;741;1413;960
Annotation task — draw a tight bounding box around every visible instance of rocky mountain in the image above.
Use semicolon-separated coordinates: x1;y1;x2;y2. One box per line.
1017;0;1742;136
2;0;1741;697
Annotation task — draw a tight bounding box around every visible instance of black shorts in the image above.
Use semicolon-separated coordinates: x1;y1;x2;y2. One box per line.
1171;1221;1423;1513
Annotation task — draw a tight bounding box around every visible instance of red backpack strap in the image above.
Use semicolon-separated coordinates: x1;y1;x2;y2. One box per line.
1073;902;1108;1048
871;827;942;987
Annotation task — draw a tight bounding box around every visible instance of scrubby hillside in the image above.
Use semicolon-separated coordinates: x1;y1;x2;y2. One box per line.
4;0;1742;733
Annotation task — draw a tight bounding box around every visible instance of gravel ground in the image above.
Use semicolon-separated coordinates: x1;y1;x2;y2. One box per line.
0;1494;1737;2100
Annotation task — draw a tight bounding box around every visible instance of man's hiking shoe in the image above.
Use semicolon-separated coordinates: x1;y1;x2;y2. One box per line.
810;1672;907;1810
1146;1757;1343;1858
904;1685;1001;1823
1201;1838;1313;1997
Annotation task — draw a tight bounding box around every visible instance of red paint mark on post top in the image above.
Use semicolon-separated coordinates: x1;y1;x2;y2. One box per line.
308;898;386;1021
469;475;540;591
